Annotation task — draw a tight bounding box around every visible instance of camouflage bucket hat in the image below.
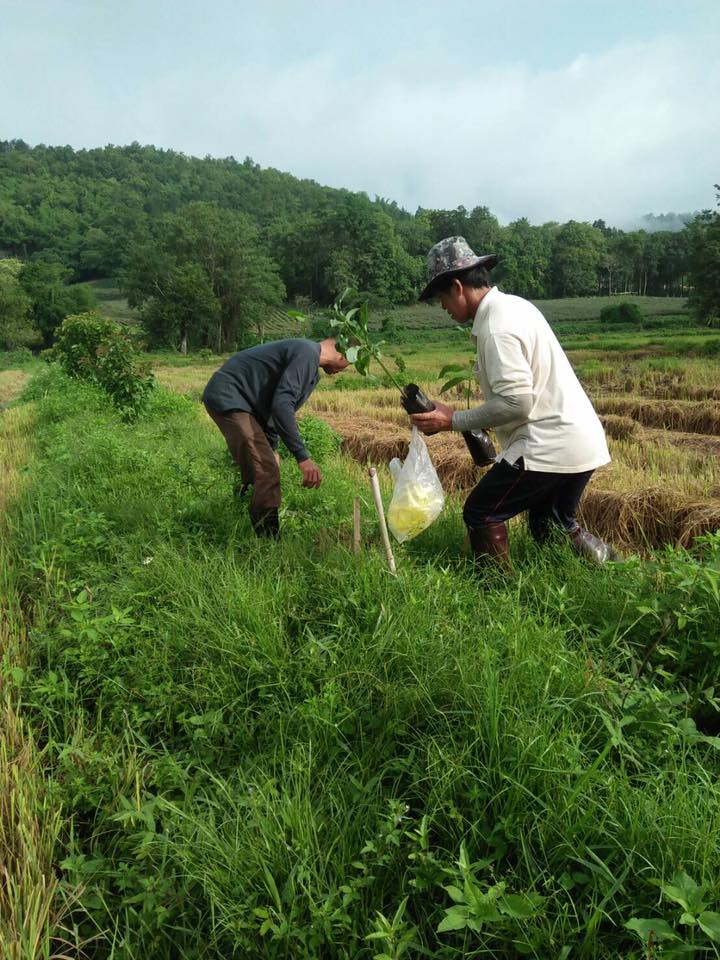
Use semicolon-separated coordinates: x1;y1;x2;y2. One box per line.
418;236;499;301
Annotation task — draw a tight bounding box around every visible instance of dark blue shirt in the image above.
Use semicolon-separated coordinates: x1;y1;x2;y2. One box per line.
202;339;321;462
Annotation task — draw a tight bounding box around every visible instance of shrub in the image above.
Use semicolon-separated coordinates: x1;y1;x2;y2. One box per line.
51;312;155;420
599;302;643;325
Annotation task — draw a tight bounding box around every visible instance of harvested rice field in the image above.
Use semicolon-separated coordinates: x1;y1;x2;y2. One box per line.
153;321;720;553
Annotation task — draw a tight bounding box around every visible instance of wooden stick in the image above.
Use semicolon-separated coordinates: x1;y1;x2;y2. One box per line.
353;497;362;555
368;467;397;576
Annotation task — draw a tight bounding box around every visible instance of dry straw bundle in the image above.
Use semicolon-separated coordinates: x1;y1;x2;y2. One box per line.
322;414;720;552
580;486;720;550
599;414;638;441
594;397;720;436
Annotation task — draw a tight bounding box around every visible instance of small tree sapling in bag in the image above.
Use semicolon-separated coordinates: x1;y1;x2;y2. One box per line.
387;428;445;543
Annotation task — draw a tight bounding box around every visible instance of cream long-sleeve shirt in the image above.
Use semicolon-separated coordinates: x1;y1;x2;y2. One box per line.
453;287;610;473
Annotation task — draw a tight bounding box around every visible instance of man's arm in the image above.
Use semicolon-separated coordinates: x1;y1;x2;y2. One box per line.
451;393;533;431
270;349;322;486
412;333;533;433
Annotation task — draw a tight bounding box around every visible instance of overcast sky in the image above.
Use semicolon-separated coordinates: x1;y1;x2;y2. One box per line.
2;0;718;225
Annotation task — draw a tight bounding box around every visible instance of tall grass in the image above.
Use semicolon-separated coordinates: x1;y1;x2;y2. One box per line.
2;367;720;957
0;396;81;960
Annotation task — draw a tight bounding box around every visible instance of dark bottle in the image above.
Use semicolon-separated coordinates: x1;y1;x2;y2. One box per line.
400;383;496;467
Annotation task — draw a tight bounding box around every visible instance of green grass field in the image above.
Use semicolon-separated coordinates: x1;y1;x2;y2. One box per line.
374;296;688;331
2;289;720;958
1;355;720;958
89;277;687;334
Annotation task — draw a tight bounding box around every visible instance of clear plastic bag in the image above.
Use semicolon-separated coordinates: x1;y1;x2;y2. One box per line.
387;427;445;543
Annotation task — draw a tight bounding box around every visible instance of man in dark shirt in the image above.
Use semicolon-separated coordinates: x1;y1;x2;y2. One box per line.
203;337;349;538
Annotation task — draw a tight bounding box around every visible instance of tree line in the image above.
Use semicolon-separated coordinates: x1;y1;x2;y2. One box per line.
0;139;717;352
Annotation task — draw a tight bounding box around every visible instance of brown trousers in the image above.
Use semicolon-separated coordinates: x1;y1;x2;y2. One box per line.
205;407;281;520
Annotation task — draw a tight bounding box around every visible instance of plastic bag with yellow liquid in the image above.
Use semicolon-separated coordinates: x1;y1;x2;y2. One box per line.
387;427;445;543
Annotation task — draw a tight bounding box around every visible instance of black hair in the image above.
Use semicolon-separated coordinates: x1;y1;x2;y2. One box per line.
434;264;493;295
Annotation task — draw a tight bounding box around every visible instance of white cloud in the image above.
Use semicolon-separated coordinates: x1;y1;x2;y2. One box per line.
1;8;717;225
145;31;715;224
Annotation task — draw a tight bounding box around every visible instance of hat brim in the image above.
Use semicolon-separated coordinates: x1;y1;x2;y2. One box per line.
418;254;500;302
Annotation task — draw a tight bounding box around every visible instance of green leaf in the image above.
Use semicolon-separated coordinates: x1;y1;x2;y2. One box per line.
625;917;680;943
698;911;720;942
355;353;371;377
443;885;466;904
344;346;360;364
661;871;707;914
286;309;307;322
438;362;466;377
437;906;470;933
498;893;543;919
440;375;469;394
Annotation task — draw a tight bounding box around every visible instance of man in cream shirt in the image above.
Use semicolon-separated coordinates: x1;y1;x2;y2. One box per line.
411;236;617;568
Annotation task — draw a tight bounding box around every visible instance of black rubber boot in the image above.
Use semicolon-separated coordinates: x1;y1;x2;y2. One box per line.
250;507;280;539
569;527;620;564
467;522;512;570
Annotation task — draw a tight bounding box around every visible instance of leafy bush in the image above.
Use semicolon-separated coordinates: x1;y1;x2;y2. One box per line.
51;312;155;420
600;301;643;325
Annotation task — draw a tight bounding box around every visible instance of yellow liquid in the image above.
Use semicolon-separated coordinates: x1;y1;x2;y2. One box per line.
387;487;443;542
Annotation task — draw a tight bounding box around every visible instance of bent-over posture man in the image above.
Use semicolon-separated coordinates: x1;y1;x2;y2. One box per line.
203;337;348;538
411;236;617;567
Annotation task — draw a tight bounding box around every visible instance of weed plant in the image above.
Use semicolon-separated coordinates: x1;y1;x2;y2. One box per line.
2;368;720;958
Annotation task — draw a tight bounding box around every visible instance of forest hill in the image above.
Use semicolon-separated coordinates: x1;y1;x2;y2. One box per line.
0;140;717;352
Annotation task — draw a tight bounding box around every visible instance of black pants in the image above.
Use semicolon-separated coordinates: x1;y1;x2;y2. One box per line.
463;458;594;542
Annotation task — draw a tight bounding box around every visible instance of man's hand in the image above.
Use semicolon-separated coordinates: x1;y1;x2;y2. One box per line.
410;401;454;434
298;458;322;488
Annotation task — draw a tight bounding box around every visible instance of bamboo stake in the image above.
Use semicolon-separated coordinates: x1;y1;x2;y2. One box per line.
353;497;362;556
368;467;397;576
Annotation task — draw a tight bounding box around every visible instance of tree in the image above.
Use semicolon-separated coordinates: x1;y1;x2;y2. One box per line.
497;219;555;299
687;186;720;321
140;263;219;354
550;221;606;297
122;202;285;351
0;257;36;348
18;259;96;346
466;206;502;255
